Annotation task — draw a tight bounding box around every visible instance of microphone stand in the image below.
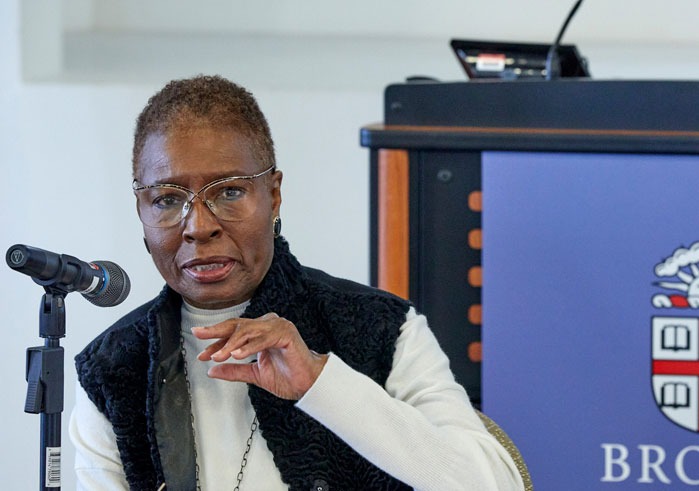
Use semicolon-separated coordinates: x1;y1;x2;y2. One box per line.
25;287;66;490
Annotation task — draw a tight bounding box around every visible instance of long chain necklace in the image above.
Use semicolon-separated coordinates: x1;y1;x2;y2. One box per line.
180;334;258;491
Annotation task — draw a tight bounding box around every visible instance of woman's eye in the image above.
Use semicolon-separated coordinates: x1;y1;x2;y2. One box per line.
219;187;245;201
152;193;184;209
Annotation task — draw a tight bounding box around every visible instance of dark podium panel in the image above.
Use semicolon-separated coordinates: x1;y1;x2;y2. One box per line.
361;80;699;406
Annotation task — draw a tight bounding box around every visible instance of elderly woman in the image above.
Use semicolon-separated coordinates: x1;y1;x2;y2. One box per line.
69;75;523;491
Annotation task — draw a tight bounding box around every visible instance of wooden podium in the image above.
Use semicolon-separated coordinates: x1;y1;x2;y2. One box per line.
361;80;699;405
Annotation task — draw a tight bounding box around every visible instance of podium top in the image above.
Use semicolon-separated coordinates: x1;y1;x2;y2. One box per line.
361;80;699;154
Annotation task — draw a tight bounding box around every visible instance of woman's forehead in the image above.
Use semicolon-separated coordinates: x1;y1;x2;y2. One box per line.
137;128;259;184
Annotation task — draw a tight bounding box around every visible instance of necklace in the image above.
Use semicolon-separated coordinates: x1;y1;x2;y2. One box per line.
180;334;258;490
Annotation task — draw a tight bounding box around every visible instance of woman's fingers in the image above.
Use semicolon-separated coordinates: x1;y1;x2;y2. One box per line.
197;338;227;361
193;313;289;361
190;312;327;399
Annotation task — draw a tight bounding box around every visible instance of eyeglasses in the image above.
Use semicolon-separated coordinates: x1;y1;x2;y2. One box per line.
132;165;276;228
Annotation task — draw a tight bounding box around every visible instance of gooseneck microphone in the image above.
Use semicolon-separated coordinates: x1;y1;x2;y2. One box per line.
545;0;585;80
6;244;130;307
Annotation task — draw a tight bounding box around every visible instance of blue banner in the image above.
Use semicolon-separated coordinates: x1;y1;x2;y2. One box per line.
482;151;699;490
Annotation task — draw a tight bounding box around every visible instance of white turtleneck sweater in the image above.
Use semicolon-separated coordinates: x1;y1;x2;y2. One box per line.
69;303;523;491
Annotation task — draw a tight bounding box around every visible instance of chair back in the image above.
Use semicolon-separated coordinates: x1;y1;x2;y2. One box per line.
477;410;533;490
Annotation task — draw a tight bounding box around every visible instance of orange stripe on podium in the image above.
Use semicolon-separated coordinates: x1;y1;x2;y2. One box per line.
377;149;409;299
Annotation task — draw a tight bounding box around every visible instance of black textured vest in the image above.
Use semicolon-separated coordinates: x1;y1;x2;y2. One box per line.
76;238;413;490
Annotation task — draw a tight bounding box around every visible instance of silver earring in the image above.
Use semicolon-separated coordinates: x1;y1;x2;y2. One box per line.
273;216;282;238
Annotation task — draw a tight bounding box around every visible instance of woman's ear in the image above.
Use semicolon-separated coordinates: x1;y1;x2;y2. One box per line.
271;169;283;215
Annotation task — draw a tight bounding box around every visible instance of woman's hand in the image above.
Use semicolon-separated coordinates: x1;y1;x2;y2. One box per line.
192;313;329;400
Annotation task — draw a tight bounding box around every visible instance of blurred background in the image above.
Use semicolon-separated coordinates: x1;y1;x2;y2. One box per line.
2;0;698;488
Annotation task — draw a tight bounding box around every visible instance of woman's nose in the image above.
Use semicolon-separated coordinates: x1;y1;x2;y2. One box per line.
182;198;222;242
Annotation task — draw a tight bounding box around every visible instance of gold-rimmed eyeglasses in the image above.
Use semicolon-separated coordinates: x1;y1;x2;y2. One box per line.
132;165;276;228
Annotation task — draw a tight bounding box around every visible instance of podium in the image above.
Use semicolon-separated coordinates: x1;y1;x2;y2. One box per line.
361;80;699;408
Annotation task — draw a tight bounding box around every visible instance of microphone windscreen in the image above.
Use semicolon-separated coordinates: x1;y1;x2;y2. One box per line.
83;260;131;307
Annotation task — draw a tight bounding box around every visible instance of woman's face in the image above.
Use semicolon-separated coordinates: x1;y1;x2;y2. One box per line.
136;125;282;309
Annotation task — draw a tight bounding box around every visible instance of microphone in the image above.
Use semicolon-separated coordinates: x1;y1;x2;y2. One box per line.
545;0;585;80
6;244;130;307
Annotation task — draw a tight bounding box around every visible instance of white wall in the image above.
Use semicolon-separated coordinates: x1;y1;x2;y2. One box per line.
68;0;699;44
2;1;698;489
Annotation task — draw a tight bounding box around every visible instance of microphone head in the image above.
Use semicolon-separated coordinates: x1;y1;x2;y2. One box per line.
83;260;131;307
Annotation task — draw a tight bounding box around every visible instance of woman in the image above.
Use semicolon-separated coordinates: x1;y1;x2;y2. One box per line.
69;75;524;490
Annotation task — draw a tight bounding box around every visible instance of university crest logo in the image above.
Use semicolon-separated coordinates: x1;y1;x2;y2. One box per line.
651;242;699;432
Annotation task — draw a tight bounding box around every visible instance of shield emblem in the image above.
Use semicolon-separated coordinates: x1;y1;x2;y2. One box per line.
651;316;699;432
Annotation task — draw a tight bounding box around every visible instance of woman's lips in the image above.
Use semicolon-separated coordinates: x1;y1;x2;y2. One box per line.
182;259;235;282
